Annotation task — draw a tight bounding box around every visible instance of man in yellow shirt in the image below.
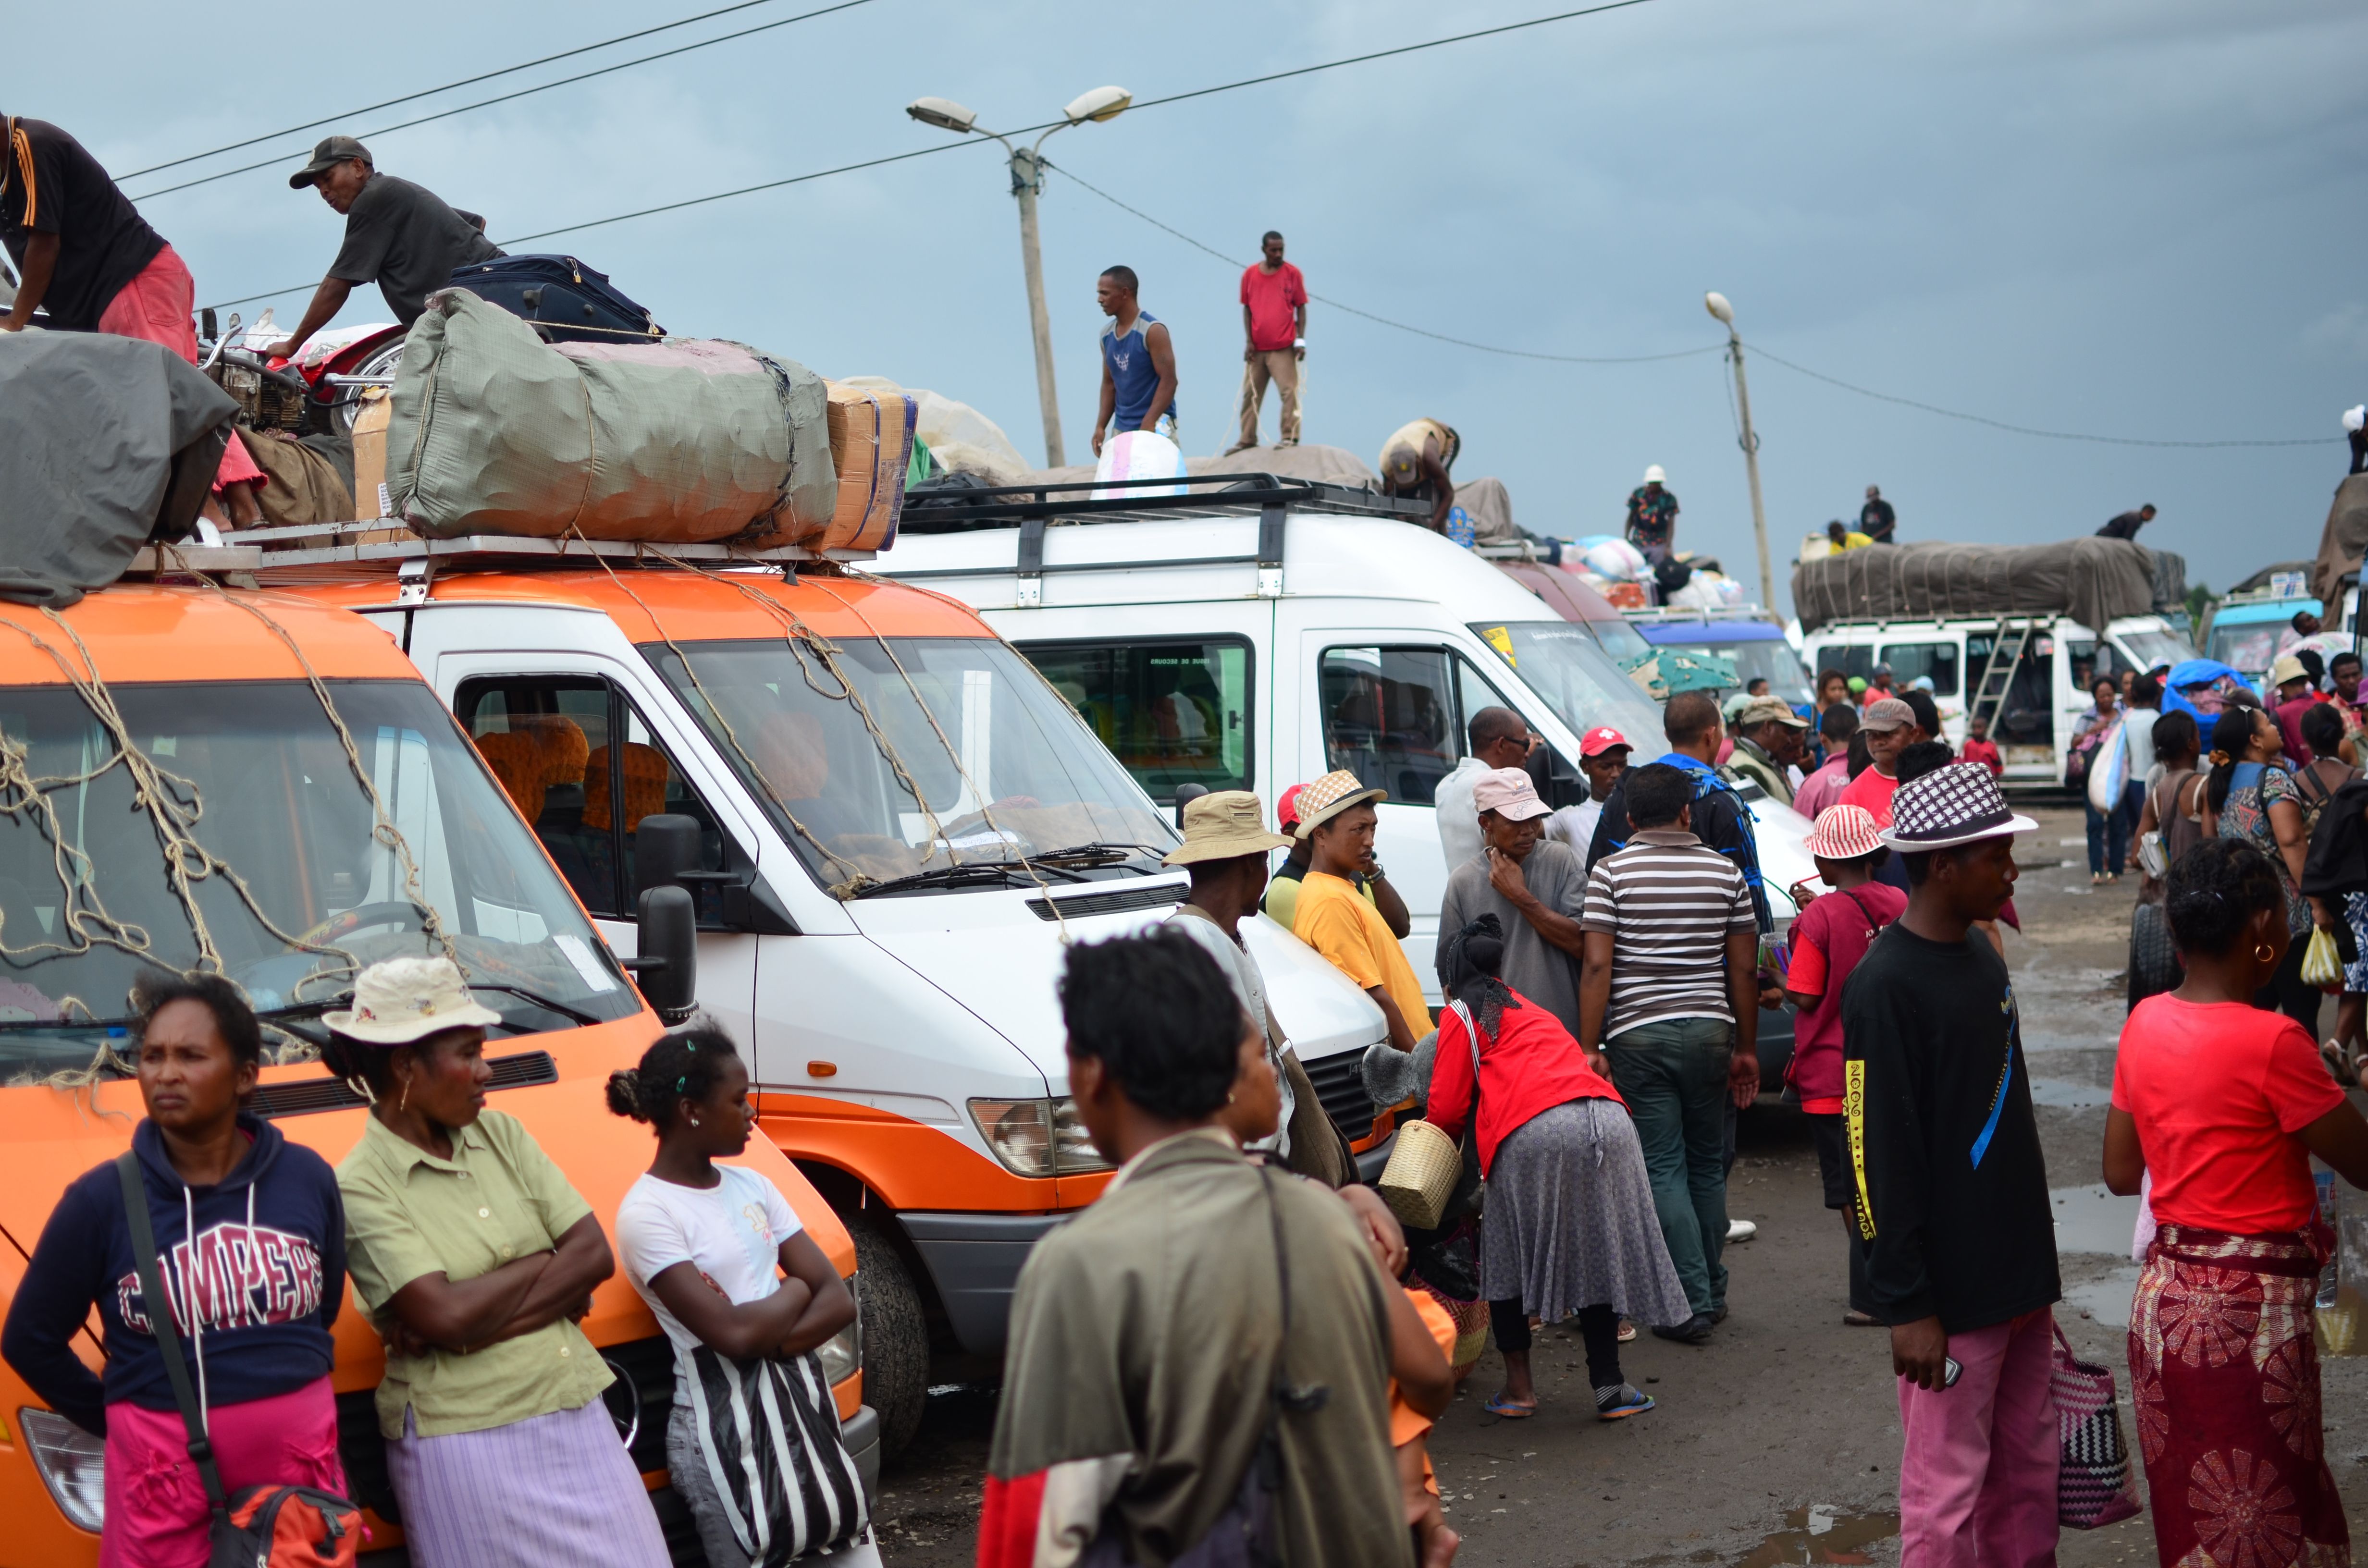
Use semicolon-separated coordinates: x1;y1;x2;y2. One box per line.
1288;770;1433;1052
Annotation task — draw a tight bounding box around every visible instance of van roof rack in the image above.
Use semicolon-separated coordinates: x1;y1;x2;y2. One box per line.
897;470;1423;531
120;521;867;586
1617;604;1777;624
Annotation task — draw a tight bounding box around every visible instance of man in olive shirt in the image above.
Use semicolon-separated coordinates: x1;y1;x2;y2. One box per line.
268;135;502;360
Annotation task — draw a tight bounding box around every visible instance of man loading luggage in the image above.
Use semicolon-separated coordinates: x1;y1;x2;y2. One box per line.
1377;418;1459;533
267;136;501;361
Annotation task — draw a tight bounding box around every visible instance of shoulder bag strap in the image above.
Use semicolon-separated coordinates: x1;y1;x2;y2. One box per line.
115;1153;230;1518
1837;886;1888;939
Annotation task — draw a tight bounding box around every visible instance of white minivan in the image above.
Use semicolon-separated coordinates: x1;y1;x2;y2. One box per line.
1799;612;2194;784
877;477;1822;1009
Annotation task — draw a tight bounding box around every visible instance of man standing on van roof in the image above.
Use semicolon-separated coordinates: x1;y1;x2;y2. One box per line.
1226;231;1306;453
1859;484;1897;544
1377;418;1460;533
1091;264;1179;457
2095;502;2156;540
267;136;503;362
1626;466;1678;565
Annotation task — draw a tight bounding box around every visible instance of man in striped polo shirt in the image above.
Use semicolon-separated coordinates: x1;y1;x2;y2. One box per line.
1577;763;1761;1343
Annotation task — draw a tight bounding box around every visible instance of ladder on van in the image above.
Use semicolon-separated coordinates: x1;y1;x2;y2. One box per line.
1967;619;2035;735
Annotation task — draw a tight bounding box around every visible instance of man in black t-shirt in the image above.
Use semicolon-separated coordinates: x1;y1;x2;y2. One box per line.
1;113;168;334
2096;503;2155;539
267;136;502;361
1843;763;2057;1564
1858;484;1896;544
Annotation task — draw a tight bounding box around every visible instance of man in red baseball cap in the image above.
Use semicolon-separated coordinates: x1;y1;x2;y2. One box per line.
1545;727;1633;854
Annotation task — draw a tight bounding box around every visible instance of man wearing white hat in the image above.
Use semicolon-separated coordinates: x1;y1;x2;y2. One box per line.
2345;404;2365;476
1841;765;2058;1565
1625;466;1678;565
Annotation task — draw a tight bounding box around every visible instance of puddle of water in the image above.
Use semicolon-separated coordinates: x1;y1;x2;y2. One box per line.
2053;1183;2143;1256
1735;1506;1899;1568
2029;1077;2111;1110
2064;1266;2140;1329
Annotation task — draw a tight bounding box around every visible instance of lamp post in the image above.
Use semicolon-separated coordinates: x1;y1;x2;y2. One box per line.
908;87;1132;469
1704;291;1775;614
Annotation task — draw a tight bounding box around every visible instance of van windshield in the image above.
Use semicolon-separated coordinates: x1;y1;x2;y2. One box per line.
1469;622;1665;750
0;680;639;1081
646;637;1177;894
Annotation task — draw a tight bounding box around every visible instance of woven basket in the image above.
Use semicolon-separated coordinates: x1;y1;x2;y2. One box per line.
1377;1118;1463;1231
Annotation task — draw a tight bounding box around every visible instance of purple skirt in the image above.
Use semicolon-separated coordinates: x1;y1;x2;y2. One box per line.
388;1397;669;1568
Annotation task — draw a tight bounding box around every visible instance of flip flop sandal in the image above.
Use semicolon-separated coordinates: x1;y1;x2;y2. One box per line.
1483;1394;1538;1419
2322;1039;2358;1088
1844;1310;1883;1328
1616;1318;1638;1343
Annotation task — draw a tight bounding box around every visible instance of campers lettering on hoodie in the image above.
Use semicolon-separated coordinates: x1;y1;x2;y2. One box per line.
1;1113;344;1436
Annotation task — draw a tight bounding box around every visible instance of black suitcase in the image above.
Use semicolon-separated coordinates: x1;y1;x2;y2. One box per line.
445;254;664;344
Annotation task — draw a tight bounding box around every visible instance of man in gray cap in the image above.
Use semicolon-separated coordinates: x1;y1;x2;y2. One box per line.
1840;696;1921;825
1724;695;1809;808
266;135;501;361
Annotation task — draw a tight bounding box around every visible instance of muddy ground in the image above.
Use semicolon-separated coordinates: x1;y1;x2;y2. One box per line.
867;805;2368;1565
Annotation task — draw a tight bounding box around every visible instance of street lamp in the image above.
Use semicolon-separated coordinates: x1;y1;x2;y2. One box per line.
908;86;1133;468
1705;291;1775;614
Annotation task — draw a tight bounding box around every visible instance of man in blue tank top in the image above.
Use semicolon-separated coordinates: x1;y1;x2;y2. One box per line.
1092;265;1179;457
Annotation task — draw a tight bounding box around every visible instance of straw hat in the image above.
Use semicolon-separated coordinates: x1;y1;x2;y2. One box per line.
322;956;503;1045
1291;769;1387;840
1162;790;1294;865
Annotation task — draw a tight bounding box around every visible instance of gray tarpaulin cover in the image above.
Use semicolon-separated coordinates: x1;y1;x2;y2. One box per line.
1791;538;2160;636
385;290;836;541
0;331;235;607
2311;475;2368;612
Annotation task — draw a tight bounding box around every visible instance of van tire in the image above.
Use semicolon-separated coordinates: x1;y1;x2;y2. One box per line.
851;1217;928;1460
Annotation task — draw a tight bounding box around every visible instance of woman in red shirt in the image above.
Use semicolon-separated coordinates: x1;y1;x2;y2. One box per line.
1426;915;1689;1421
2106;839;2368;1568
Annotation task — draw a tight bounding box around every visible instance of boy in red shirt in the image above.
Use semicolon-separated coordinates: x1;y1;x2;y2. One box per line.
1781;805;1907;1327
1958;714;2003;776
1227;230;1307;452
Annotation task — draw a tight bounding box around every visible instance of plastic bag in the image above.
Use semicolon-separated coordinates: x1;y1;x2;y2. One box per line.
2303;925;2345;990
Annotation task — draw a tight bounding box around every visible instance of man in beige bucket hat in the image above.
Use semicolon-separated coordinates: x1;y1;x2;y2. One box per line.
1160;792;1355;1186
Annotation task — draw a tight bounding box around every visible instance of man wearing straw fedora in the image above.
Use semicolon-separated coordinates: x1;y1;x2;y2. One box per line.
1842;764;2060;1566
1162;790;1357;1188
1290;771;1434;1056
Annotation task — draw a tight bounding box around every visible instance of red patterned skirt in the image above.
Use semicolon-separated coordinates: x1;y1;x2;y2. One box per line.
2127;1223;2349;1568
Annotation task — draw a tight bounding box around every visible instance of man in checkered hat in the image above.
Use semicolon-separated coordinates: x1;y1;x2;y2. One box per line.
1840;764;2059;1565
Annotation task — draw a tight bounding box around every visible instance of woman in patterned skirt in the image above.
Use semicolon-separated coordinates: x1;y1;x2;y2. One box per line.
2107;840;2368;1568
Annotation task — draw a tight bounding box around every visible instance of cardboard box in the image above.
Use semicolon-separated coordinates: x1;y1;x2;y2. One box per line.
351;389;394;521
820;382;916;552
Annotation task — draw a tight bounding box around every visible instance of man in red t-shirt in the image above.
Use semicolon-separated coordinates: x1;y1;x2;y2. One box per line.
1227;231;1307;453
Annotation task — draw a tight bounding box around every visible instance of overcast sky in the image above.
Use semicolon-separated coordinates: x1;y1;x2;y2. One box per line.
25;0;2366;609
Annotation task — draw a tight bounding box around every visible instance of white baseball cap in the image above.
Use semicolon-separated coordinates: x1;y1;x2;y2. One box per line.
1642;465;1667;484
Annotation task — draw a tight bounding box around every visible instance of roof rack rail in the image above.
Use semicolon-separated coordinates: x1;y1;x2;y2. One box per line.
1617;603;1777;624
119;521;865;586
898;470;1422;532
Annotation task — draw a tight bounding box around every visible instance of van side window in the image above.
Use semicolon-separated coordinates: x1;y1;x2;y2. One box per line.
1319;647;1460;805
455;678;728;922
1879;641;1960;697
1015;637;1252;805
1810;644;1875;683
1966;636;2054;745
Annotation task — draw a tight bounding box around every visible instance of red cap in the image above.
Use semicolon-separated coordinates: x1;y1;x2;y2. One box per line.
1277;782;1307;830
1579;726;1632;758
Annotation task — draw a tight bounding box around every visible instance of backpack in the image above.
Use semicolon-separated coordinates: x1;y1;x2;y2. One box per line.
116;1154;363;1568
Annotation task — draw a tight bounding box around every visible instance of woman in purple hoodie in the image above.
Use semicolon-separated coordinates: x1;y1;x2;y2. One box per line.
1;971;348;1568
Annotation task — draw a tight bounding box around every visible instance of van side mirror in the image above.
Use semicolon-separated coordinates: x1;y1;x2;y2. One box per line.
636;814;703;891
629;884;698;1024
1173;781;1209;827
633;812;799;936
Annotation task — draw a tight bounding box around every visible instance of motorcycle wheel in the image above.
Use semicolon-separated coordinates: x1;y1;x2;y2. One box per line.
325;337;408;435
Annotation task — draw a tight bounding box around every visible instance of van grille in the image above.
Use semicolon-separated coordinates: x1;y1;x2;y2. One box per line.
250;1050;559;1119
1025;883;1188;921
1300;1049;1375;1142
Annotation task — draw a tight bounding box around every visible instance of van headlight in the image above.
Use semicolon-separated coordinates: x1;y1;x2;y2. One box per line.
815;1282;862;1385
967;1097;1114;1176
20;1408;105;1531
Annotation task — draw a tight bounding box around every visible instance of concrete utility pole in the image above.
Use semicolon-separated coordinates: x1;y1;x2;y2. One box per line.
1705;291;1775;613
908;88;1134;471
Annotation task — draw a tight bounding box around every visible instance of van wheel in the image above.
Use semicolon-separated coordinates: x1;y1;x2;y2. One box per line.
851;1218;928;1461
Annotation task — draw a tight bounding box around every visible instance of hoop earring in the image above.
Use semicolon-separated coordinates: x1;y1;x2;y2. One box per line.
2257;943;2277;964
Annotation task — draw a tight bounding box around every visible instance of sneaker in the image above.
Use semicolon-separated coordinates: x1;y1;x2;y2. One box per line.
1727;1218;1758;1243
1650;1313;1715;1345
1595;1383;1655;1420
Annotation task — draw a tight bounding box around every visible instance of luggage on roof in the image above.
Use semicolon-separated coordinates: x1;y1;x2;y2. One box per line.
1790;537;2164;635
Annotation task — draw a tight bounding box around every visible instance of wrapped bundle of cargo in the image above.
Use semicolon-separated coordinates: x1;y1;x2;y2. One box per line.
384;290;837;542
818;381;917;551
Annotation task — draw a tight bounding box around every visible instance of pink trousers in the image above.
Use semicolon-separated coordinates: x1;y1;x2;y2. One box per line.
1896;1307;2060;1568
99;1375;349;1568
95;243;264;491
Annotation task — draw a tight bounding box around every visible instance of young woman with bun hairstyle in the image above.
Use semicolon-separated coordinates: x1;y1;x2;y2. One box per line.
2202;706;2318;1027
607;1022;873;1566
2107;837;2368;1567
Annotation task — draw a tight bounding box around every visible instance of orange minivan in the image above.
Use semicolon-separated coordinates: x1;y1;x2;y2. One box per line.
0;581;868;1564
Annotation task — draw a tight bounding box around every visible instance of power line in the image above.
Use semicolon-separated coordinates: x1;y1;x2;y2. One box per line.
1048;163;1722;365
1742;343;2332;450
127;0;879;202
198;0;1673;311
118;0;842;181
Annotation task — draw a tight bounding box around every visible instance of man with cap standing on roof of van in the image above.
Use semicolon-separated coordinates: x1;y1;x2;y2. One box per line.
266;136;503;363
1844;763;2057;1566
1377;417;1460;534
1626;467;1679;565
1162;791;1356;1187
2347;405;2367;475
1434;706;1535;874
1859;485;1897;545
1724;696;1809;808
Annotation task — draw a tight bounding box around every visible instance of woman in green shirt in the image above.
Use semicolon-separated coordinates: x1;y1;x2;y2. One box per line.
323;957;666;1568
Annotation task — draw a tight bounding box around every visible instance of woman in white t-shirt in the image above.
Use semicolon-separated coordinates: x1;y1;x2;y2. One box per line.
607;1024;876;1566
